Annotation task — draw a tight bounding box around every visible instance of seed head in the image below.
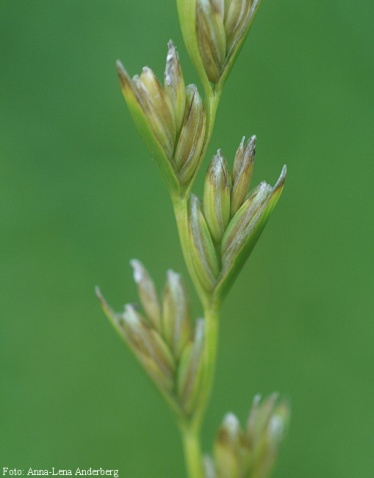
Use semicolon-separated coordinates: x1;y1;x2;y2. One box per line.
178;0;262;86
225;0;260;54
120;304;176;392
203;150;231;243
177;318;205;415
214;412;244;478
209;395;290;477
117;44;206;193
196;0;227;82
246;394;290;477
188;194;220;292
164;41;186;133
130;259;161;331
231;135;256;215
162;270;192;359
217;165;286;298
174;85;206;186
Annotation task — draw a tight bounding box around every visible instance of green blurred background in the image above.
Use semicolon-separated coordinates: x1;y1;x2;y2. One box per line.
1;0;373;476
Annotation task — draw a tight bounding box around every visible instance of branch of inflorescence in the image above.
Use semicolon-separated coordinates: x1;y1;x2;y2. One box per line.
171;85;222;478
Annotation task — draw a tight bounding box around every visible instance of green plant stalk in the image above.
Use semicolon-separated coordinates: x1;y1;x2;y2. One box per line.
204;86;222;152
109;3;289;476
194;301;219;428
172;83;221;306
172;86;222;478
176;284;219;478
180;424;204;478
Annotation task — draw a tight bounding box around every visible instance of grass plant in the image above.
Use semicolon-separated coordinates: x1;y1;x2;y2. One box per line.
97;1;289;476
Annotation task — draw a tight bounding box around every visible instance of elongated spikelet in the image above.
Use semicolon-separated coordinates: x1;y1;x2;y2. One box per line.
196;0;227;82
177;319;205;415
133;68;176;159
130;259;161;331
178;0;262;85
97;265;209;420
162;270;192;359
188;136;286;298
209;395;290;477
117;43;205;193
203;150;232;243
231;135;256;216
214;413;244;478
174;85;206;186
188;195;220;292
164;40;186;133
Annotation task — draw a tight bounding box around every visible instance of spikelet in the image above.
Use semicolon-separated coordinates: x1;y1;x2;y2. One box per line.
208;395;290;477
97;263;206;420
187;136;286;299
178;0;262;86
117;42;206;193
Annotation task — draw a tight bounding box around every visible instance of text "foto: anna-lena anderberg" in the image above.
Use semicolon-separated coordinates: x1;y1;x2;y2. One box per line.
2;469;119;478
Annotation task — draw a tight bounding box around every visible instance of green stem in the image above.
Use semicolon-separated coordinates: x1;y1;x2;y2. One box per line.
180;425;204;478
172;85;222;478
172;83;222;299
204;87;222;152
172;195;221;403
172;196;221;478
197;300;220;423
179;302;219;478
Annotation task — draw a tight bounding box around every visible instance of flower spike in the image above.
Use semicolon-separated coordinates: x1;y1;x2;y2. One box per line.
178;0;262;88
117;42;206;194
